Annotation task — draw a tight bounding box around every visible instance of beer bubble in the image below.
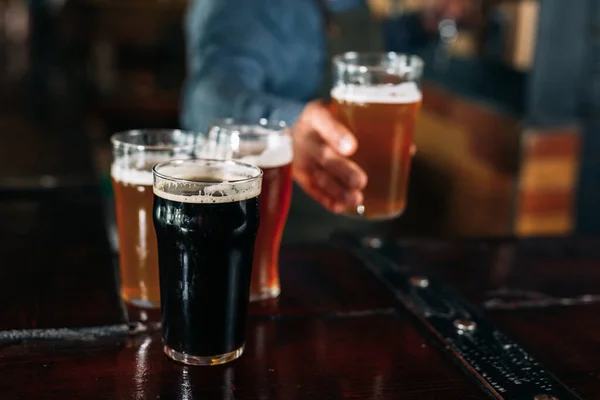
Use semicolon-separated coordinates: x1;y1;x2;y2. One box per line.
153;162;262;204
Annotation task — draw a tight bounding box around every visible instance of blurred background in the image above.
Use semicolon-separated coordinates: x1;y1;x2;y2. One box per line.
1;0;598;243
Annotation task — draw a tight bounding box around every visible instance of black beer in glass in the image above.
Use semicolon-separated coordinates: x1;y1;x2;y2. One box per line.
152;158;262;365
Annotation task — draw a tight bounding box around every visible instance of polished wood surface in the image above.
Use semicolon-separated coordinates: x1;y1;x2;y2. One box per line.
0;317;484;399
1;183;489;398
4;225;600;398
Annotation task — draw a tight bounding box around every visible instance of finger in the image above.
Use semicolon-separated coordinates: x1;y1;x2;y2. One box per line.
294;170;356;214
303;183;345;214
293;169;340;213
294;162;363;207
301;134;368;190
305;103;357;156
305;160;363;207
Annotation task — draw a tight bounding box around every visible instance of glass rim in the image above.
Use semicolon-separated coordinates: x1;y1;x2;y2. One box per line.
152;158;263;186
333;51;424;71
110;129;204;151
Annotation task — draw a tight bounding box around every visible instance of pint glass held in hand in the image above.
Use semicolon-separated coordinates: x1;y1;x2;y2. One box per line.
153;159;262;365
331;52;423;220
110;130;201;308
206;119;293;302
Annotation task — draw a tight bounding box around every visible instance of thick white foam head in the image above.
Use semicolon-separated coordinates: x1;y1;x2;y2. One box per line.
111;164;153;186
111;154;192;186
153;162;262;204
198;132;293;169
331;82;422;104
236;135;292;168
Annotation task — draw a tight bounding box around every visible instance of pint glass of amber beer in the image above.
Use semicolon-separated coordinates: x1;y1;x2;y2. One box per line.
331;52;423;220
111;130;202;308
205;119;293;301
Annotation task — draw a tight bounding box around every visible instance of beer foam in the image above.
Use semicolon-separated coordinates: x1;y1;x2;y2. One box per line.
154;181;261;204
197;134;293;169
111;154;192;186
111;164;153;186
153;163;262;204
237;135;293;168
331;82;422;104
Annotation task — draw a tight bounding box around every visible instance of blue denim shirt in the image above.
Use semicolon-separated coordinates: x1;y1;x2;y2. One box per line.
181;0;364;133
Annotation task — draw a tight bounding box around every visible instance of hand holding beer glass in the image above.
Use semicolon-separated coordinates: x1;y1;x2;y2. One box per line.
111;130;202;308
204;119;293;301
331;52;423;220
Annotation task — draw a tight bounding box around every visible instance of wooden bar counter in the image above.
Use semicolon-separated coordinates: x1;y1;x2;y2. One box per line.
2;182;600;399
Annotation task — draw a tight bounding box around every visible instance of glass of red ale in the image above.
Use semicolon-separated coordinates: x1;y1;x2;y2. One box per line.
203;119;293;302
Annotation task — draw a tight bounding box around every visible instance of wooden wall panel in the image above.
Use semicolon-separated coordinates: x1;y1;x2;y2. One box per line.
408;83;520;236
410;84;581;238
515;128;581;236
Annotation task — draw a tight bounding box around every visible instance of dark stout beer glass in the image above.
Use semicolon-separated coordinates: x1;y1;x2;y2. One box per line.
153;159;262;365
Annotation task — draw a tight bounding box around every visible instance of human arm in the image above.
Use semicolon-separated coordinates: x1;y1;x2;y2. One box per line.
180;0;308;132
182;0;366;212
